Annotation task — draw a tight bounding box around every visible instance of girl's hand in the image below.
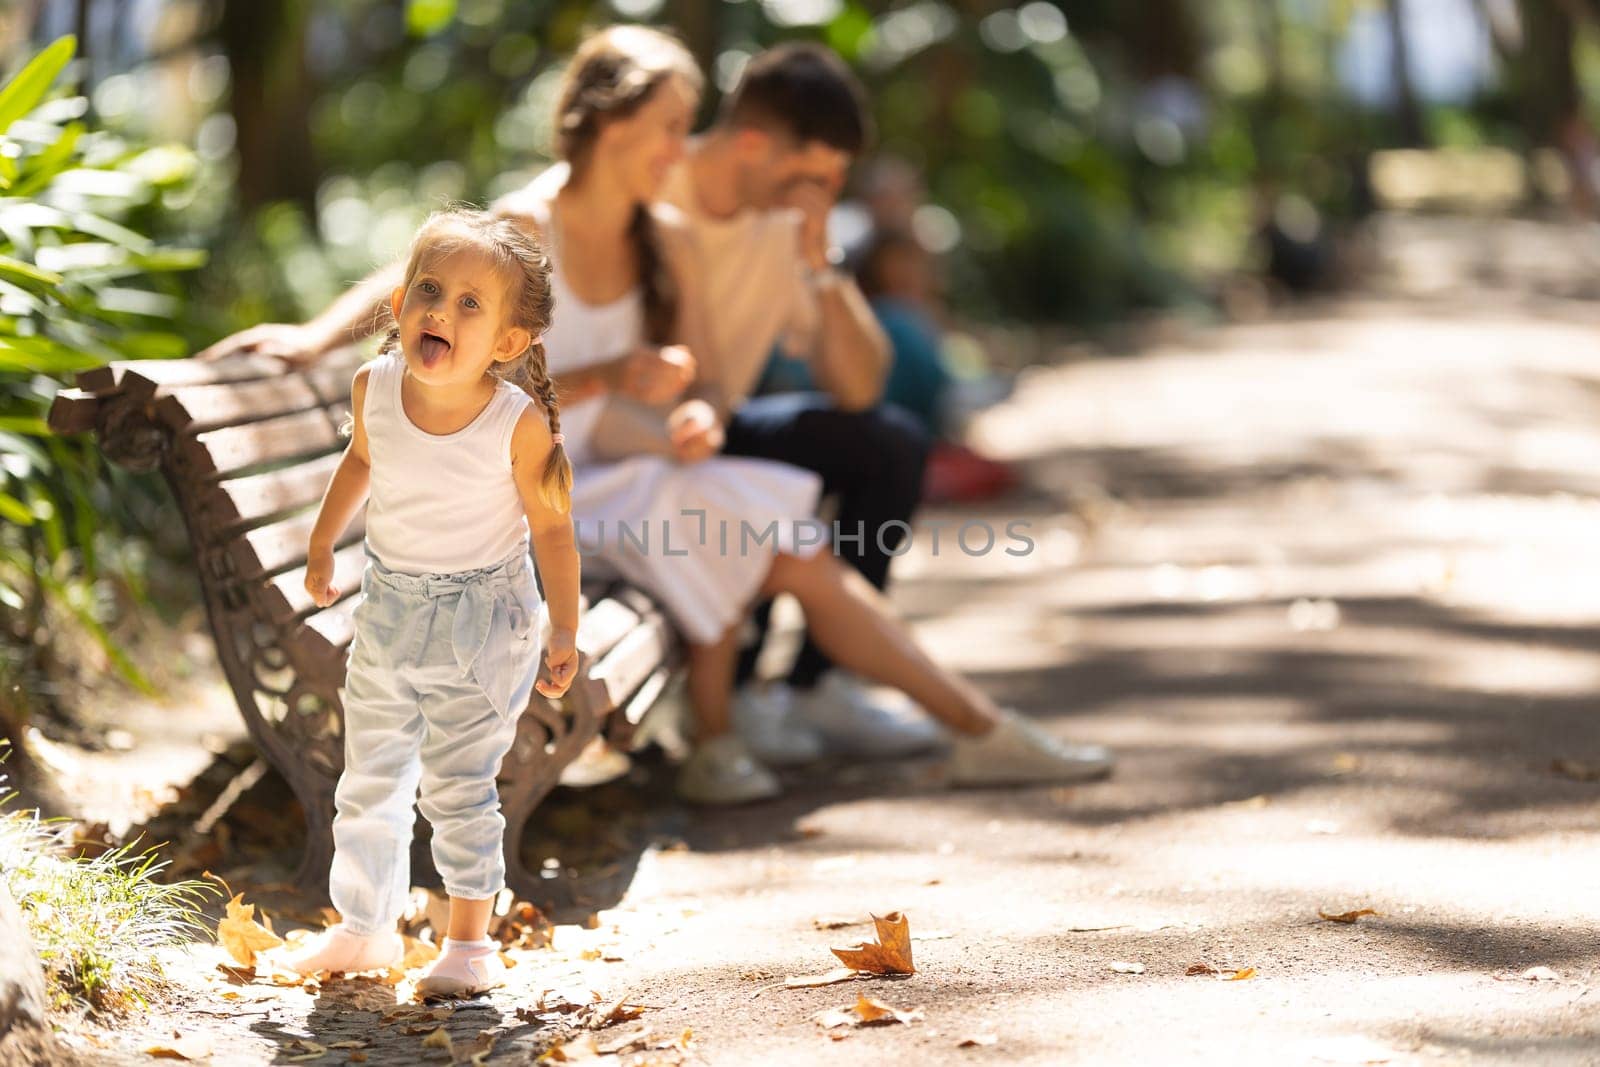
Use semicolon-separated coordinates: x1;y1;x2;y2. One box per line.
304;546;339;608
667;398;724;464
618;344;696;405
536;628;579;698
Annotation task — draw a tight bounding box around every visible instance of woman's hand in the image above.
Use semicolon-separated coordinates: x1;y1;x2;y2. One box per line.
617;344;696;405
667;398;724;464
196;322;331;368
304;544;340;608
536;627;580;698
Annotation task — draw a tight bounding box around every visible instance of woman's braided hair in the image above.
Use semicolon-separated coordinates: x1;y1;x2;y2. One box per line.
381;207;572;512
553;25;702;344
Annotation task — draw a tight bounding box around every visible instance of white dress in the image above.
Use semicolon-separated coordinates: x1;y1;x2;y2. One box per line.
532;200;823;646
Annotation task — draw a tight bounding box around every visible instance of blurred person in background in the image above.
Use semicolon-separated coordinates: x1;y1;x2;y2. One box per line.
766;154;1018;504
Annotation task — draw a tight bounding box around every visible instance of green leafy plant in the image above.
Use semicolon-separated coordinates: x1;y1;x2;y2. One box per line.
0;780;216;1014
0;36;203;713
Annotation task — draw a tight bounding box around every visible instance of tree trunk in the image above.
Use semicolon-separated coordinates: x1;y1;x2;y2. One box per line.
1514;0;1594;212
667;0;719;119
1120;0;1202;80
1383;0;1426;146
215;0;320;215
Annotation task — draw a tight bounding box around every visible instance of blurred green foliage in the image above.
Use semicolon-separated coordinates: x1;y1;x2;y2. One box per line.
0;35;202;711
63;0;1500;336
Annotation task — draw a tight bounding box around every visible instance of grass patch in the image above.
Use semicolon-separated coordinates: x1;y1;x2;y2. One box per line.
0;782;216;1015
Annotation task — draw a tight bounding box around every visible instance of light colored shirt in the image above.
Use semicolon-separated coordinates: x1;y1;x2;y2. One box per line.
656;163;818;405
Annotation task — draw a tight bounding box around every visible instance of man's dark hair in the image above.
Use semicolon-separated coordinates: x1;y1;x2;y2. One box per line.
721;43;873;156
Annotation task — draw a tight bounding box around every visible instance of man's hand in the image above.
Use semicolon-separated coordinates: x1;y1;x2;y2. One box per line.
535;627;579;699
782;170;847;270
617;344;696;405
304;546;339;609
196;323;329;369
666;398;724;464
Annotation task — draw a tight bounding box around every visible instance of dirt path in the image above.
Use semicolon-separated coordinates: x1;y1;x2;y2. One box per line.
63;290;1600;1065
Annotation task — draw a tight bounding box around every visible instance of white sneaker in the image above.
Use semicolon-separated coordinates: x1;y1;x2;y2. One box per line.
415;937;502;998
733;683;824;766
792;672;946;759
282;924;403;976
558;736;633;787
677;735;782;805
948;709;1114;787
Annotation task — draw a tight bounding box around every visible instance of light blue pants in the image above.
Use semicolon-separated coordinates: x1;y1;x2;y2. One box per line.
329;548;543;935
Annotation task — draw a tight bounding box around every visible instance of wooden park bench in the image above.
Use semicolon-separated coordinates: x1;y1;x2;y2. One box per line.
48;351;679;899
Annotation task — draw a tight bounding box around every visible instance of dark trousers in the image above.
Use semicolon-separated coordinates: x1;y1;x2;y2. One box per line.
721;393;930;689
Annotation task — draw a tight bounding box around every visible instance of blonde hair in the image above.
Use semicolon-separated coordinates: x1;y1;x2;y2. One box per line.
554;25;702;344
382;207;572;512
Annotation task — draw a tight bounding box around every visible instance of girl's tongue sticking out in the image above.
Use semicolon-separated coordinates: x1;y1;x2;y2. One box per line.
419;331;450;367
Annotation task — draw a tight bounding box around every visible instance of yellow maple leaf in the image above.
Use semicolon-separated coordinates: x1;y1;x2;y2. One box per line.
831;912;914;975
217;893;284;968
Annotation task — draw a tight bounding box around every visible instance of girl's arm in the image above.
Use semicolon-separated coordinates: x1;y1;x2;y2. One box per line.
510;410;581;699
305;367;374;607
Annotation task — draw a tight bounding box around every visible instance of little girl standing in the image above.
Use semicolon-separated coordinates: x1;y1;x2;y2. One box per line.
284;208;581;998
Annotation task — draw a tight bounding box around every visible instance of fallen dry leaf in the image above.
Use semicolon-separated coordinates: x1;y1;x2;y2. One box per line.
958;1034;999;1048
383;1005;454;1026
852;994;920;1026
1319;908;1380;925
1185;962;1219;976
421;1027;455;1058
285;1037;328;1062
812;915;866;931
403;935;440;969
540;1033;605;1062
816;994;922;1030
217;893;284;968
816;1006;857;1030
831;912;914;975
144;1031;215;1060
1226;967;1257;981
468;1030;500;1066
216;962;255;984
582;997;646;1030
1550;759;1600;782
1108;961;1146;975
785;967;860;989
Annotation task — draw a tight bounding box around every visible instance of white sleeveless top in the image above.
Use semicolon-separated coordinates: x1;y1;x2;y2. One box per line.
361;353;535;575
517;196;642;467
